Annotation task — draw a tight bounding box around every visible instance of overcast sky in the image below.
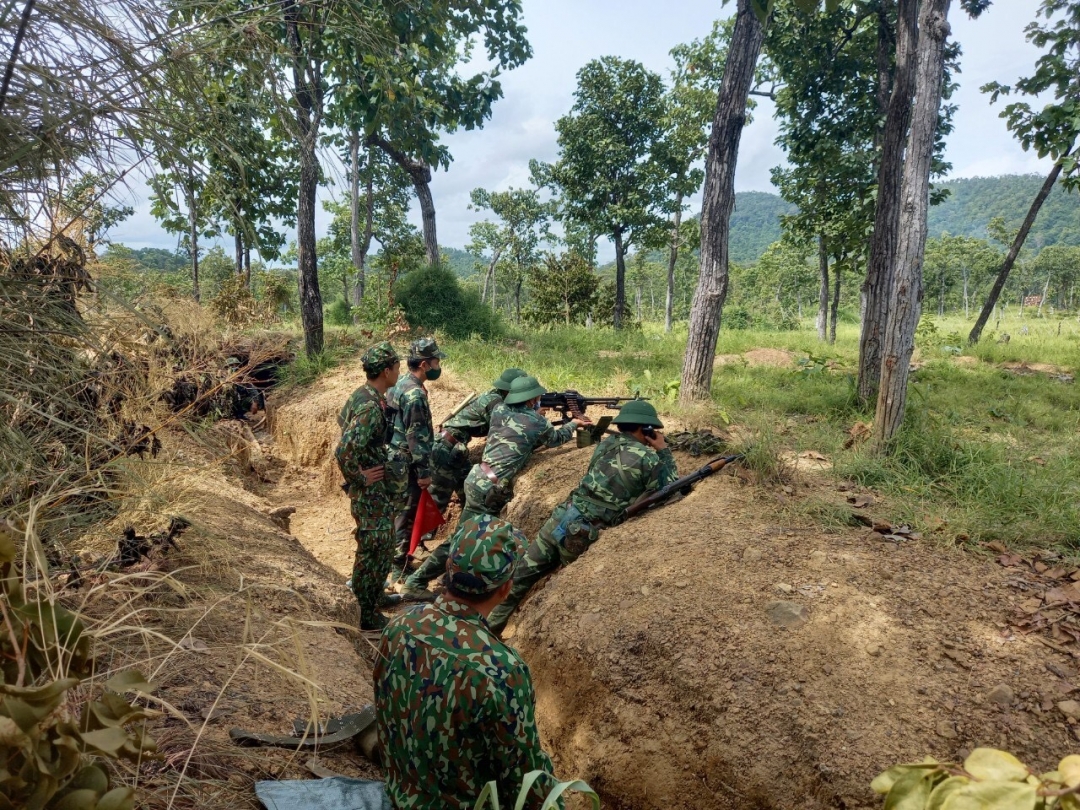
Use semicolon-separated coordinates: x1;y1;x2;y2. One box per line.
109;0;1054;262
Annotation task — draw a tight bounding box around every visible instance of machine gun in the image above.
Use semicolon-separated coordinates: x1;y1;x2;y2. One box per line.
625;452;745;518
539;390;645;425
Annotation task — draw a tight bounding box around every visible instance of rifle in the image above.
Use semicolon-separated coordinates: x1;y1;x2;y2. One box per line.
625;452;745;518
540;390;645;425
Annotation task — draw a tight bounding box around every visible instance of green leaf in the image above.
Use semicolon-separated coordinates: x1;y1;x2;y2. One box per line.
793;0;819;12
96;788;135;810
104;671;158;695
750;0;771;23
941;781;1037;810
928;777;971;810
885;770;935;810
472;781;500;810
68;765;109;795
964;749;1029;782
1059;756;1080;787
79;727;131;756
514;771;547;810
539;779;600;810
825;0;841;10
50;789;99;810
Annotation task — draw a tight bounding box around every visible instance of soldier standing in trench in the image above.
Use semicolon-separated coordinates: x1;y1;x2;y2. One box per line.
385;337;444;582
397;367;527;600
488;399;676;633
459;375;589;523
374;514;559;810
334;342;401;631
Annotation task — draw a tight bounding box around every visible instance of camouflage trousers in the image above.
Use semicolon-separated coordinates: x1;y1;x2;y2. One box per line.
351;526;395;626
404;540;450;589
488;502;599;633
461;465;515;524
428;437;469;512
385;450;421;565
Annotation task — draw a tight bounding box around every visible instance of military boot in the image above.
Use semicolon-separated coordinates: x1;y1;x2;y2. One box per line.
360;611;389;632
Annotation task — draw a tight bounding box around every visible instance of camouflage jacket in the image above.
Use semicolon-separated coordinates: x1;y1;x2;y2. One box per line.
442;389;504;445
569;432;678;527
374;595;556;810
339;384;374;430
335;384;392;520
481;405;575;483
388;374;434;479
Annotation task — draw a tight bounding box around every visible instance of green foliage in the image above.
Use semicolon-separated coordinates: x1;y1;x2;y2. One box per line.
729;193;796;264
525;252;599;327
210;273;260;326
871;748;1080;810
929;176;1080;247
326;296;354;327
395;265;501;339
0;521;158;810
471;770;599;810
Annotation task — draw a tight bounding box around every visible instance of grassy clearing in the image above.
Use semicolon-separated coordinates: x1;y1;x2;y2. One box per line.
440;313;1080;551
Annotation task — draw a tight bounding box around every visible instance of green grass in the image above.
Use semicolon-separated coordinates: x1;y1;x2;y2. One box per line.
441;312;1080;552
275;326;368;388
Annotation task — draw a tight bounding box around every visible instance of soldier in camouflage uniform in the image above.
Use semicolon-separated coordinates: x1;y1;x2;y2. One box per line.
488;399;676;633
385;337;445;572
374;514;556;810
398;367;527;598
460;375;589;522
334;342;401;631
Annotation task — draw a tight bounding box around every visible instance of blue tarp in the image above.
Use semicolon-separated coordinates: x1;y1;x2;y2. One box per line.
255;777;392;810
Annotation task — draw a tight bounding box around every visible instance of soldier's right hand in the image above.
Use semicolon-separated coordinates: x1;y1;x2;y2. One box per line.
571;417;592;428
643;430;667;451
362;465;385;485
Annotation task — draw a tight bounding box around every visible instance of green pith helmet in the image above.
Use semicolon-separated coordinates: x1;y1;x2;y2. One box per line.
503;375;546;406
611;399;664;428
493;367;527;393
409;336;446;361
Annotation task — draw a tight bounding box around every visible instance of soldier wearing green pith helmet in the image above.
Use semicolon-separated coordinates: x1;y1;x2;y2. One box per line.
374;514;558;810
398;367;527;600
459;375;590;523
488;399;677;634
385;337;444;572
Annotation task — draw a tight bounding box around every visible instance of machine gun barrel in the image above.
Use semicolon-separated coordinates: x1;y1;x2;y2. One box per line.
625;452;745;518
539;390;648;424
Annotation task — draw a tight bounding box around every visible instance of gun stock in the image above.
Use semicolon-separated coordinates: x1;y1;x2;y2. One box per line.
625;453;744;518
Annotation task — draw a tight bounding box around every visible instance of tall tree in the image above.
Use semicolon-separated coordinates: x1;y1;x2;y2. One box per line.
680;0;766;402
856;0;919;406
659;22;734;332
539;57;670;329
873;0;953;448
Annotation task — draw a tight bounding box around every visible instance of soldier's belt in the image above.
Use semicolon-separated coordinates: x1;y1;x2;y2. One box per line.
439;429;460;447
479;462;499;484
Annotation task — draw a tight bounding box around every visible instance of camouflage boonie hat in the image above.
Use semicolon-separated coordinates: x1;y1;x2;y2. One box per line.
493;367;527;392
409;337;446;361
361;341;400;375
446;514;527;595
612;399;663;428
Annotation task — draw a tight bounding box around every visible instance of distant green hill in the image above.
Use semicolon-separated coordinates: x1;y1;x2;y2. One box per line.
729;191;796;263
441;246;483;279
928;175;1080;248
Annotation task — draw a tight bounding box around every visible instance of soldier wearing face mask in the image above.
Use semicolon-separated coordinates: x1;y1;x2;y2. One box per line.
385;337;445;574
459;375;589;524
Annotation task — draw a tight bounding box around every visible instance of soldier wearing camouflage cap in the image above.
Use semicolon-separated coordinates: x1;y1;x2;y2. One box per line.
385;337;446;575
398;367;528;601
374;514;558;810
459;375;590;524
335;342;401;630
488;399;677;633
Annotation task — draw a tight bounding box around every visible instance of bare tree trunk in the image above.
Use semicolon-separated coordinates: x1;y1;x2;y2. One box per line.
368;134;439;267
858;0;918;406
482;247;503;305
187;180;199;303
962;268;969;318
349;131;374;308
285;0;324;358
873;0;951;450
1039;270;1051;316
817;232;830;340
938;265;945;316
829;258;842;344
968;151;1071;343
244;244;251;287
666;197;682;333
515;276;523;324
234;228;243;277
680;0;764;403
613;229;627;328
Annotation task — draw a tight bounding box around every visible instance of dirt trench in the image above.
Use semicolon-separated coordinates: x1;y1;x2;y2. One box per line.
268;359;1080;810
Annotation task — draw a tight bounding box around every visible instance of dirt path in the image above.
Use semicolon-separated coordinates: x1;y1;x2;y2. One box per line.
262;357;1080;810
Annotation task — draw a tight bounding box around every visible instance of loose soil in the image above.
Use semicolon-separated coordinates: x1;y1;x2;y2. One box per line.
93;353;1080;809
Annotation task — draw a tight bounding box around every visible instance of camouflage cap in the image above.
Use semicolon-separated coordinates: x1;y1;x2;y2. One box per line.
445;514;527;595
611;398;664;428
409;337;446;361
492;367;527;393
361;341;400;375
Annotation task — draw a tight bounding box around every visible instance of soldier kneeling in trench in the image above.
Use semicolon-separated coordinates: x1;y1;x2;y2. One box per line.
488;399;677;634
373;514;559;810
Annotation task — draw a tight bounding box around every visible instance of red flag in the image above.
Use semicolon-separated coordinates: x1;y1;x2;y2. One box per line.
408;490;446;556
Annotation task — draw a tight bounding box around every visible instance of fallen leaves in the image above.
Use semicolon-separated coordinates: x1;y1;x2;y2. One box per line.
998;545;1080;650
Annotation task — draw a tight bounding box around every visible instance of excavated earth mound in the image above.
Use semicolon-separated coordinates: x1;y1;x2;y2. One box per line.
505;460;1079;810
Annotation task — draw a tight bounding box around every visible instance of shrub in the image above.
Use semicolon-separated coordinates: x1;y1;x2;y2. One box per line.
724;304;753;330
325;296;353;326
395;265;501;339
